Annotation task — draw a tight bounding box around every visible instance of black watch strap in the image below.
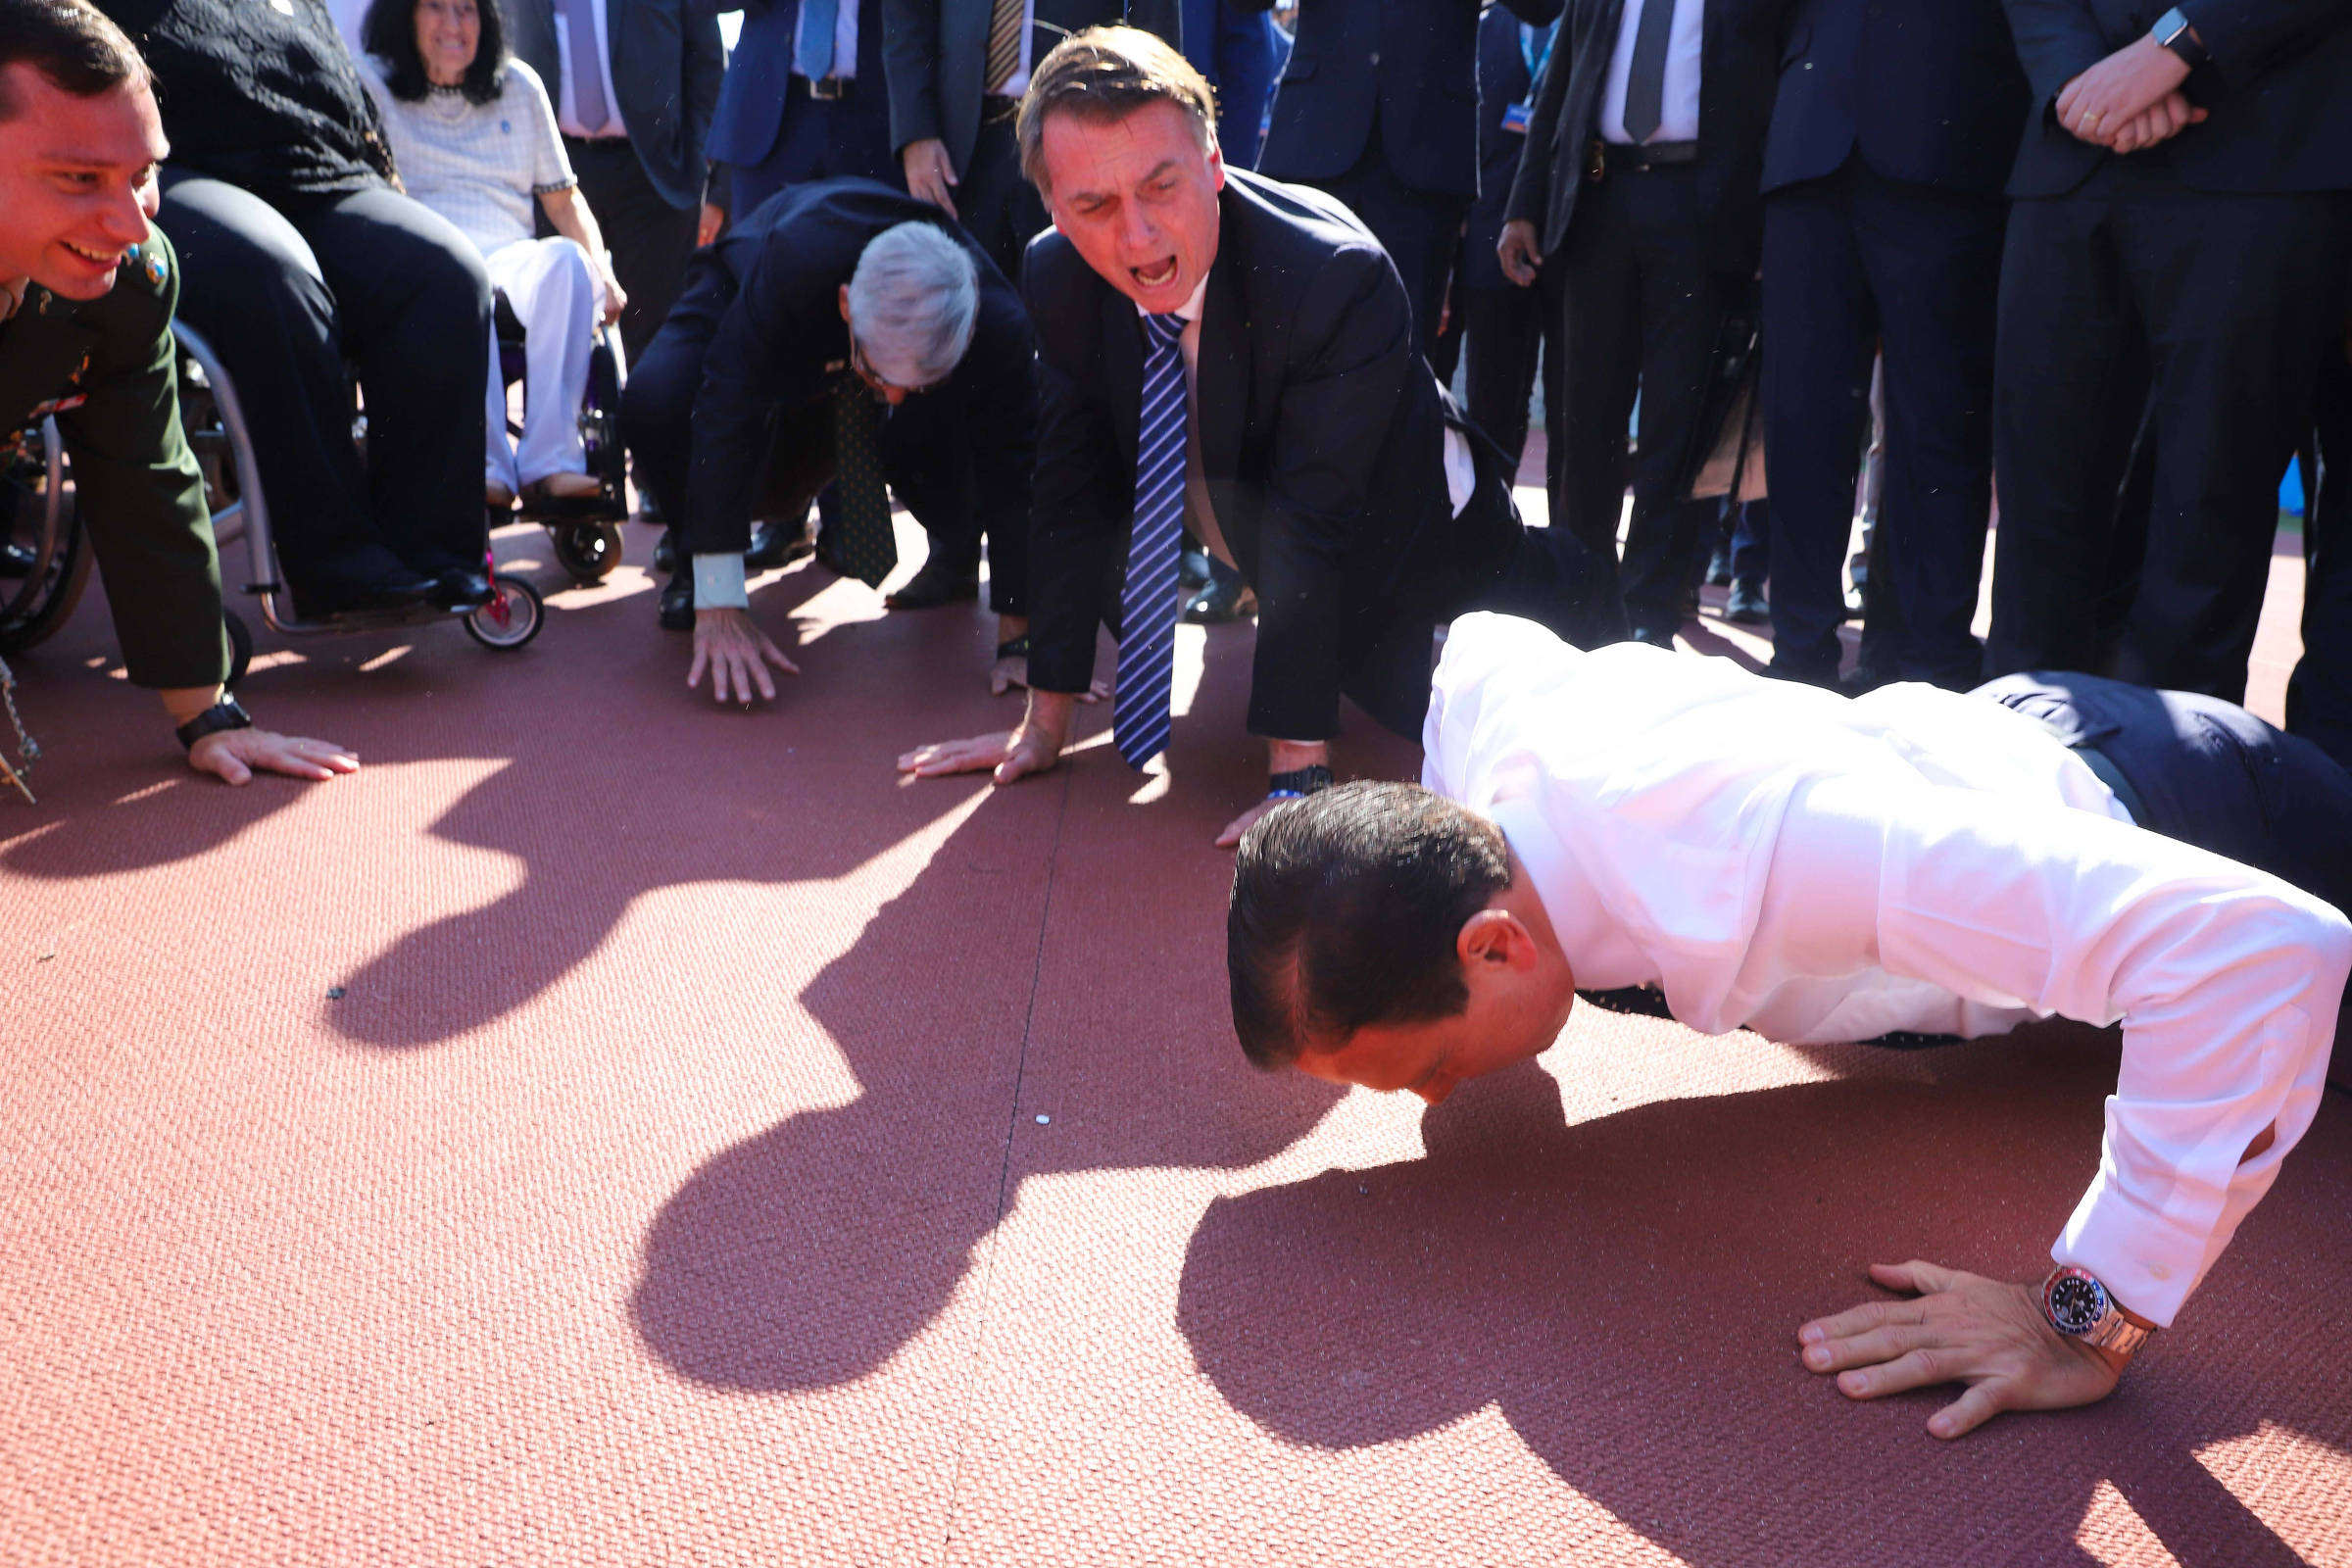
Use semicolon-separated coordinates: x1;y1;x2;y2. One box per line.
175;697;253;751
1267;763;1334;800
2152;7;2208;69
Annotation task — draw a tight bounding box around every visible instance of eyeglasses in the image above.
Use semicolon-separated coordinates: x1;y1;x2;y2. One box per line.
847;335;937;401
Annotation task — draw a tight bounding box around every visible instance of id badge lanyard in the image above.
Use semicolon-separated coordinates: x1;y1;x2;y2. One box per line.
1501;20;1560;134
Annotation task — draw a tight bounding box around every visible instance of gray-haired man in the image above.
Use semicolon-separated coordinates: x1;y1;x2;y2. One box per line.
619;176;1040;698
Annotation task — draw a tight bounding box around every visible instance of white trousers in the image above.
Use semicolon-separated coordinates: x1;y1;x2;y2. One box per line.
482;237;601;490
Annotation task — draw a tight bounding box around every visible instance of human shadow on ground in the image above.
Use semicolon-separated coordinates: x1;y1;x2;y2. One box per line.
1177;1031;2352;1568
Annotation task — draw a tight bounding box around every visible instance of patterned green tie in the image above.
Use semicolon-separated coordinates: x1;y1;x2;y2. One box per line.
828;375;896;589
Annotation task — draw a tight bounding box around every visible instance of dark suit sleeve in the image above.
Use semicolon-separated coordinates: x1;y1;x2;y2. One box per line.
1024;270;1129;697
683;0;727;158
55;261;229;691
1122;0;1184;47
2179;0;2352;91
685;243;826;555
1502;21;1576;227
961;288;1039;562
881;0;944;154
1248;243;1417;740
2000;0;2122;111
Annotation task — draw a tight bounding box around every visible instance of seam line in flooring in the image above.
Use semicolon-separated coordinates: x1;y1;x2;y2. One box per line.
937;760;1077;1563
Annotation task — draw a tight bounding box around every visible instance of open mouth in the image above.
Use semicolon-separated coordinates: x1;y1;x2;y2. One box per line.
1130;257;1180;290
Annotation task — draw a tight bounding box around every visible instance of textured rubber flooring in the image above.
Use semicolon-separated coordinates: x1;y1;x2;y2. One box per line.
3;508;2345;1568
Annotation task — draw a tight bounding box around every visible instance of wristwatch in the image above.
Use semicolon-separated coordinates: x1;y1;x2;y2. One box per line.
1267;763;1334;801
2150;8;2209;71
2040;1265;2155;1359
175;696;253;751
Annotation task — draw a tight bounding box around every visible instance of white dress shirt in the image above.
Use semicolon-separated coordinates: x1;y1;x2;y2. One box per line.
1424;613;2351;1326
552;0;630;139
1597;0;1704;145
794;0;859;81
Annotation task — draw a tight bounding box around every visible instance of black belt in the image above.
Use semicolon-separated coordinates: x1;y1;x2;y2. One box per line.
1586;138;1699;180
797;74;853;101
982;92;1020;123
564;132;632;150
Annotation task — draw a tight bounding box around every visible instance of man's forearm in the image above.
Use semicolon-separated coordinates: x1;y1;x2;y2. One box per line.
1267;739;1329;775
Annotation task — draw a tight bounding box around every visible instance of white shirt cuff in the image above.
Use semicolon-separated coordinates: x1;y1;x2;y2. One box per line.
692;552;749;611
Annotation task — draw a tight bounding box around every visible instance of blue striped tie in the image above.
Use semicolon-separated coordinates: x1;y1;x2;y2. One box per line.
1113;313;1190;769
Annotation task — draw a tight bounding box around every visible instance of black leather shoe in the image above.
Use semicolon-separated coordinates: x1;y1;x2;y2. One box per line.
1724;581;1768;624
884;555;979;610
428;568;493;612
1179;545;1212;597
292;563;437;619
658;568;694;631
1761;656;1840;690
745;518;814;570
1704;548;1733;589
653;529;678;575
1628;622;1678;648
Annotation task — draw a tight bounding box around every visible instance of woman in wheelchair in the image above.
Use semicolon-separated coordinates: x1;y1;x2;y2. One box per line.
359;0;623;513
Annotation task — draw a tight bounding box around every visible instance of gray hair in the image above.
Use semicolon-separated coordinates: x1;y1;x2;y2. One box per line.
845;221;980;388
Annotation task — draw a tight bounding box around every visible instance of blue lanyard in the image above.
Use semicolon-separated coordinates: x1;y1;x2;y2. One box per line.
1520;19;1560;82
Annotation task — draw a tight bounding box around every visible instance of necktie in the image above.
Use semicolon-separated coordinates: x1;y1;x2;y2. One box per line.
1621;0;1675;145
797;0;837;81
562;0;610;134
828;376;896;589
1112;314;1190;770
983;0;1025;94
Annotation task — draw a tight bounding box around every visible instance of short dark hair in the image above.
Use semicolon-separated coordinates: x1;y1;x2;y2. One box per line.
1016;24;1216;194
363;0;507;105
0;0;149;120
1227;781;1513;1071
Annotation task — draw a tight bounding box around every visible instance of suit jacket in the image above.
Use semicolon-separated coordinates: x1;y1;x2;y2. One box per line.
684;178;1036;556
1762;0;2028;196
879;0;1183;176
506;0;726;210
2002;0;2352;198
709;0;891;170
0;232;226;690
1022;169;1521;740
1503;0;1779;276
1250;0;1563;200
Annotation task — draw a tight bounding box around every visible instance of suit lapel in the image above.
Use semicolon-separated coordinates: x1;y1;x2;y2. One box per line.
1195;234;1248;509
1102;286;1142;467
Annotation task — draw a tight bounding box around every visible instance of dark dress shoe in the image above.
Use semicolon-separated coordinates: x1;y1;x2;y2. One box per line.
1628;622;1679;648
1761;656;1841;690
428;568;493;612
884;555;979;610
1181;565;1256;624
1178;545;1211;597
658;568;695;631
1724;581;1768;624
291;554;437;619
1838;665;1891;697
745;518;814;570
1704;548;1733;589
653;529;678;575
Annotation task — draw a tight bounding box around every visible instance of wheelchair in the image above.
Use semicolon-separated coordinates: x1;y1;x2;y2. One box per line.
0;414;91;658
492;293;631;585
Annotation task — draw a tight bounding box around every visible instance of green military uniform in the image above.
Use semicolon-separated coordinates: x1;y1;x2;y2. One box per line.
0;226;228;689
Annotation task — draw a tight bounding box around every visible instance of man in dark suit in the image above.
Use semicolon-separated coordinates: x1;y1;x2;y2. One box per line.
1462;2;1560;478
900;27;1615;846
1250;0;1562;361
1756;0;2026;691
507;0;724;364
1985;1;2352;710
1497;0;1778;646
619;178;1041;694
881;0;1180;286
710;0;898;226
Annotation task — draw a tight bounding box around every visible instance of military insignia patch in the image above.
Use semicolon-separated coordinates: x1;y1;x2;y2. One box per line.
143;248;169;287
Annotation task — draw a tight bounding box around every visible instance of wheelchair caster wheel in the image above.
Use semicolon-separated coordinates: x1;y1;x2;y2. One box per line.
223;608;253;690
551;519;622;583
464;573;543;650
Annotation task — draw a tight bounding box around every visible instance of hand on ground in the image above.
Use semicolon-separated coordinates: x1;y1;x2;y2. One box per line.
688;607;801;704
1214;796;1288;850
188;728;360;785
1797;1260;2124;1439
2057;36;2192;147
898;725;1061;785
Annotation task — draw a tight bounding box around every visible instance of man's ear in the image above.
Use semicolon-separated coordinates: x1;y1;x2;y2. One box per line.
1456;907;1529;971
837;282;851;323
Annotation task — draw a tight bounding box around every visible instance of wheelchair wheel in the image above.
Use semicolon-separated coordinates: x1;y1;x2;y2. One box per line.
551;519;623;583
464;573;543;650
0;417;95;654
223;608;253;690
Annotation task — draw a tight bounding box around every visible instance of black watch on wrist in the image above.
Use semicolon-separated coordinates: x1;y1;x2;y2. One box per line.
2151;7;2208;70
1267;763;1334;801
175;696;253;751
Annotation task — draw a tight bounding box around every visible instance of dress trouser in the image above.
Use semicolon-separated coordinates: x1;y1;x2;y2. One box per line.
1975;671;2352;925
482;238;601;491
1761;158;2005;688
1549;162;1729;637
725;74;899;222
956;111;1052;290
2289;343;2352;769
1306;122;1469;365
1987;158;2352;702
565;137;699;368
1461;263;1563;484
620;258;1004;602
158;172;491;599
